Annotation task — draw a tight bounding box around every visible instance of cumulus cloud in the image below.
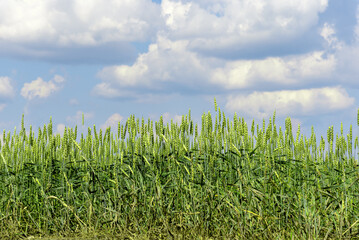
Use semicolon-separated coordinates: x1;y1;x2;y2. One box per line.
93;35;213;98
94;34;337;100
225;86;355;119
0;0;328;62
21;75;65;100
210;51;336;89
0;0;161;45
92;0;338;100
161;0;328;55
0;0;162;63
0;77;15;99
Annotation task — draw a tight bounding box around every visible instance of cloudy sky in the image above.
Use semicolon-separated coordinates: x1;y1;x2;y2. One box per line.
0;0;359;146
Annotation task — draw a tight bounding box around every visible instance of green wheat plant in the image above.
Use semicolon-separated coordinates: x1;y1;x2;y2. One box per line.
0;100;359;239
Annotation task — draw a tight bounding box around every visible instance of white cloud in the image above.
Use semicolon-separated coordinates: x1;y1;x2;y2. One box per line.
21;75;65;100
0;0;161;46
94;35;212;98
225;86;355;119
0;77;15;99
0;0;328;59
210;51;336;89
320;23;344;50
95;34;337;99
100;113;124;131
161;0;328;53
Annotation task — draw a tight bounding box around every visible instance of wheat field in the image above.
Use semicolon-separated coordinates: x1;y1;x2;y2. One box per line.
0;98;359;239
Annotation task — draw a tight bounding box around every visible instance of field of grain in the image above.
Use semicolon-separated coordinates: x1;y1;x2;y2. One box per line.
1;98;359;239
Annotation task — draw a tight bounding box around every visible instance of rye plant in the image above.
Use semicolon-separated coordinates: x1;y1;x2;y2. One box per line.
0;99;359;239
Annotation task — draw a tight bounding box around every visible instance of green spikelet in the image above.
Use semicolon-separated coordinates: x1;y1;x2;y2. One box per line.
251;119;255;136
48;116;53;138
136;117;140;136
37;127;42;146
265;124;271;145
257;129;263;149
354;136;359;154
272;110;276;126
181;115;184;134
190;120;193;136
63;126;68;159
188;108;191;123
120;125;124;140
21;114;25;139
82;113;84;126
93;124;98;144
214;97;217;112
160;115;163;133
348;125;353;157
262;119;266;134
272;123;277;140
285;118;289;136
233;112;238;133
118;121;121;139
310;126;314;145
214;117;218;135
141;116;145;136
278;126;283;142
99;128;103;145
227;118;230;135
74;125;77;140
87;127;92;139
218;107;221;123
206;111;211;136
106;126;111;145
43;124;47;143
195;123;198;139
201;113;205;137
296;124;300;144
123;122;127;140
285;117;292;147
150;120;154;145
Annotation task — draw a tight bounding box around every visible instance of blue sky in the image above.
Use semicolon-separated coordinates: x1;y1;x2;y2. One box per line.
0;0;359;147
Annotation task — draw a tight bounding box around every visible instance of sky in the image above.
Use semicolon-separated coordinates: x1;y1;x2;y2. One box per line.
0;0;359;149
